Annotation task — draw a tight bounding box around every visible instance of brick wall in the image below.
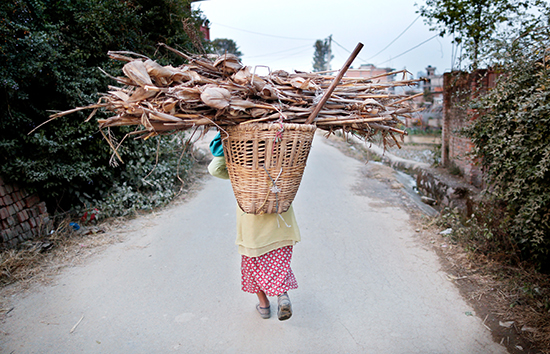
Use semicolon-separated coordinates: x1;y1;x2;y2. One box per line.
442;70;498;188
0;176;53;248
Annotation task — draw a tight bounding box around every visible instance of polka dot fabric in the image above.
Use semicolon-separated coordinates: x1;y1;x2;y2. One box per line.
241;246;298;297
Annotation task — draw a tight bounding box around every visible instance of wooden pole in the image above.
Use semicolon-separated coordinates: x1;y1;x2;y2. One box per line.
305;42;364;125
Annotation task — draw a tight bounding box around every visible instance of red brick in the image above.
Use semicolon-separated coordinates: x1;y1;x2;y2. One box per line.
37;202;48;214
20;221;30;232
16;210;29;223
1;228;14;242
0;207;9;220
16;201;25;211
0;184;6;197
25;195;40;208
4;184;13;194
6;216;15;227
2;194;13;205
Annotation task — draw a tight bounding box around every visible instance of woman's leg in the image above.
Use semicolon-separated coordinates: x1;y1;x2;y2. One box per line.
256;290;270;308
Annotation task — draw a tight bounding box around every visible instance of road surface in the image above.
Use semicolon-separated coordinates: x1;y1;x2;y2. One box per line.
1;135;506;353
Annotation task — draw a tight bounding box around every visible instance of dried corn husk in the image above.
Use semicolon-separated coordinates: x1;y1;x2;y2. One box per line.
122;61;152;87
214;54;243;74
200;86;231;109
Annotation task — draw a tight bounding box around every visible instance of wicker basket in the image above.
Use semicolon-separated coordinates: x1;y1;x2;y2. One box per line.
222;123;316;214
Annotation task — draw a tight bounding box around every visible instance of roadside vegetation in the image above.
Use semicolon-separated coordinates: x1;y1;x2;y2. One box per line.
419;0;550;272
419;0;550;350
1;0;207;221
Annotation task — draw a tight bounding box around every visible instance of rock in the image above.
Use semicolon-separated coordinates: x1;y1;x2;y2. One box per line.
421;196;436;205
499;320;515;328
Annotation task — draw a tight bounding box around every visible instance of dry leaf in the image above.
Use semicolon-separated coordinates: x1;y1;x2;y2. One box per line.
290;77;320;91
128;87;158;103
108;90;130;102
122;60;152;87
229;99;257;112
171;66;204;84
214;54;243;74
200;86;231;109
172;86;201;101
260;85;278;100
233;66;252;85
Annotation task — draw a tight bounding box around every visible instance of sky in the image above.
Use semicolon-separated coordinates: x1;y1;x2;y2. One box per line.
192;0;456;78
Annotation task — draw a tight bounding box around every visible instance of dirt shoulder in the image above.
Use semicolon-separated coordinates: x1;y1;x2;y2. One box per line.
325;133;548;354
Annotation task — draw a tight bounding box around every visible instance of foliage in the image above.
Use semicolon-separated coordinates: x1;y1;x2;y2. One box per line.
312;36;333;72
436;205;520;263
77;133;193;220
463;24;550;271
210;38;243;58
0;0;206;217
416;0;547;69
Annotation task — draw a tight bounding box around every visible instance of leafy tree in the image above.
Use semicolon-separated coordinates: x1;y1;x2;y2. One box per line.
416;0;545;69
312;36;333;72
210;38;243;58
0;0;206;217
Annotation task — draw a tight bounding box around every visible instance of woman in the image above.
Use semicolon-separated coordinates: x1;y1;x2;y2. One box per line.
208;132;300;321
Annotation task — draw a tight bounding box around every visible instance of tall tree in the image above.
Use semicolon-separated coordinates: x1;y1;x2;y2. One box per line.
312;36;333;72
416;0;543;69
210;38;243;58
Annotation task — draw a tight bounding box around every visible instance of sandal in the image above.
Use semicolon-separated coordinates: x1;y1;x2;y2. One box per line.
277;293;292;321
256;304;271;319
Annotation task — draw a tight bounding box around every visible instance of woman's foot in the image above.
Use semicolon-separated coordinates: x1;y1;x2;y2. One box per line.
256;304;271;319
277;293;292;321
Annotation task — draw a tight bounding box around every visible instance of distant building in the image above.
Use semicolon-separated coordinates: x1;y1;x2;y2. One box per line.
345;64;395;83
418;65;444;128
189;1;210;40
200;20;210;40
423;65;443;104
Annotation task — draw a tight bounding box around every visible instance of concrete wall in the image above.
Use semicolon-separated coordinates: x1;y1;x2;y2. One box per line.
0;176;53;248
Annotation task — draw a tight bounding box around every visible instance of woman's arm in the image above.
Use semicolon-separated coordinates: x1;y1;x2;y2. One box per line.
208;156;230;180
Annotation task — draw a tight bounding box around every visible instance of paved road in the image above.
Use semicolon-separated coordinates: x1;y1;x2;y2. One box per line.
1;136;507;354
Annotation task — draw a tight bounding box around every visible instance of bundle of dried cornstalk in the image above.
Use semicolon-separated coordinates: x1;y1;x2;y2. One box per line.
45;44;423;150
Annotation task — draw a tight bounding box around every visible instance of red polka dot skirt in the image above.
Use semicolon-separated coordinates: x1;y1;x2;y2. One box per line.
241;246;298;297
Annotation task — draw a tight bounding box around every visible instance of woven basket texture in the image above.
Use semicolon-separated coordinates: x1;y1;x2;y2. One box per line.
222;123;316;214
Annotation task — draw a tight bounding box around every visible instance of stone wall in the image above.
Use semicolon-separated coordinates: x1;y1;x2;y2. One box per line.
0;176;53;248
347;135;477;219
415;167;480;218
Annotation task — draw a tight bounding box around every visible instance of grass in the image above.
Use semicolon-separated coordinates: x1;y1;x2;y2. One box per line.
433;208;550;353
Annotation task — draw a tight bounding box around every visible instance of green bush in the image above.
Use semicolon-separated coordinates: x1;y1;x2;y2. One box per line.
463;27;550;271
1;0;207;218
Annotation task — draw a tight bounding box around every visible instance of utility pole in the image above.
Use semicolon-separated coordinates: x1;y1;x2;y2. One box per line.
327;34;333;71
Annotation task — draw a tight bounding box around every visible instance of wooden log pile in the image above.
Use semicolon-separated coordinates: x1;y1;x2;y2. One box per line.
45;44;424;154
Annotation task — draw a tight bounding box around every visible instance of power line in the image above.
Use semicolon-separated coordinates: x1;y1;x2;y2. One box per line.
376;34;439;66
212;22;316;41
332;39;368;63
246;44;312;59
366;15;421;60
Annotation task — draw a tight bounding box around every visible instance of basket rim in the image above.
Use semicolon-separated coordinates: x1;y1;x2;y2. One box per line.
224;122;317;133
